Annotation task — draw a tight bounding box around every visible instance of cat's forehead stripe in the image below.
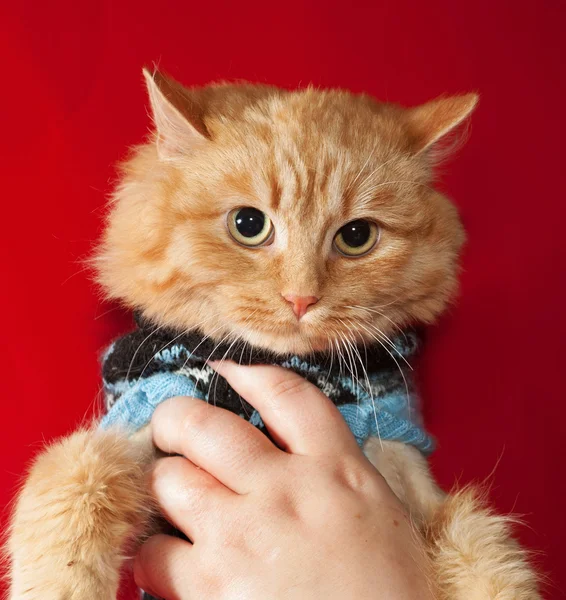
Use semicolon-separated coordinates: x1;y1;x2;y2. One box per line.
268;147;347;221
268;168;283;211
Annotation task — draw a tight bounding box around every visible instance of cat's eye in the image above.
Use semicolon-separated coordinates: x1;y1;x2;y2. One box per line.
227;207;274;247
334;219;380;257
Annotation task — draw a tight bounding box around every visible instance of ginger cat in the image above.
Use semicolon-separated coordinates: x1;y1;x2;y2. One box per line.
6;70;540;599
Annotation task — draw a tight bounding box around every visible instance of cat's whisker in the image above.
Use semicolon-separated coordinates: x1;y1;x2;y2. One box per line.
346;143;379;194
334;334;351;392
370;297;403;309
93;305;122;321
300;331;317;372
135;326;196;384
332;338;345;381
201;326;243;374
184;318;229;360
356;322;411;413
339;335;369;428
338;306;406;370
356;180;436;208
365;323;413;371
335;336;354;403
121;296;186;396
237;338;248;368
345;304;407;339
365;322;413;371
337;322;362;397
373;179;436;193
322;338;335;391
133;310;222;388
340;333;356;400
345;327;371;396
205;308;260;403
125;322;166;382
210;336;241;405
355;154;408;197
336;331;363;408
348;329;384;451
60;264;94;288
337;321;367;392
344;334;363;413
345;308;413;370
170;318;232;399
196;328;237;401
235;338;252;418
127;319;212;401
345;295;403;312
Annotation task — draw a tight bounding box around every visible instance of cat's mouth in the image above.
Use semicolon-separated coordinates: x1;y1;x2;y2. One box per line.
221;302;371;356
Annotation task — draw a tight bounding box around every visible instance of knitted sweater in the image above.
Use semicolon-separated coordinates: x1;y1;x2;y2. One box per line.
100;317;433;600
100;316;434;454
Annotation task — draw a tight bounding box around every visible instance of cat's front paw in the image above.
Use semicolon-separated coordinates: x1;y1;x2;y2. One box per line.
9;579;117;600
7;428;154;600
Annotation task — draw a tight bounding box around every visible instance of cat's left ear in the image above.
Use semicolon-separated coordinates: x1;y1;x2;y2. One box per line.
143;68;210;160
406;93;478;155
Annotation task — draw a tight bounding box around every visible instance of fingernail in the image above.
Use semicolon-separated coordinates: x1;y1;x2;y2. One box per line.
207;359;248;374
207;359;230;371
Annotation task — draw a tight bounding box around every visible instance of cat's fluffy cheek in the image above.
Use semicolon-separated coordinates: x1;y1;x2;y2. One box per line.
132;260;177;288
164;227;221;284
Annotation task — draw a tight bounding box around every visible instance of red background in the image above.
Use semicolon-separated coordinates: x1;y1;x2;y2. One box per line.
1;1;564;598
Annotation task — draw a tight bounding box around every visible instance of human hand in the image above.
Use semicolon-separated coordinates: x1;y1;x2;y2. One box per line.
134;361;435;599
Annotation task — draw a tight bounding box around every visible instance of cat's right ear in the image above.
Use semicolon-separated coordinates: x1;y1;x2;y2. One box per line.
143;68;210;160
405;93;478;157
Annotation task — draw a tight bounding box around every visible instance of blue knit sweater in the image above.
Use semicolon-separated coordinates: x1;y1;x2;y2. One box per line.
100;319;434;454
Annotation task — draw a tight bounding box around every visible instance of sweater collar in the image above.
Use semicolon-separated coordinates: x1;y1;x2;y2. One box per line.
102;314;420;386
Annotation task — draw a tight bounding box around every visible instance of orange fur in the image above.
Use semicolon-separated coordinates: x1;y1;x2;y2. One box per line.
95;72;469;354
425;488;540;599
366;441;540;599
6;71;540;599
7;428;155;599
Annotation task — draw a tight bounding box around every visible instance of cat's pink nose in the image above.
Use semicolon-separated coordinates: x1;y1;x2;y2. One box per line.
282;294;320;320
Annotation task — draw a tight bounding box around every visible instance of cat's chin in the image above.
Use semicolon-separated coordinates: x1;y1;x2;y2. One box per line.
240;328;333;356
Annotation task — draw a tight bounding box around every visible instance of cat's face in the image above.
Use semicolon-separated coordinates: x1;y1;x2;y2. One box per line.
96;71;475;355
